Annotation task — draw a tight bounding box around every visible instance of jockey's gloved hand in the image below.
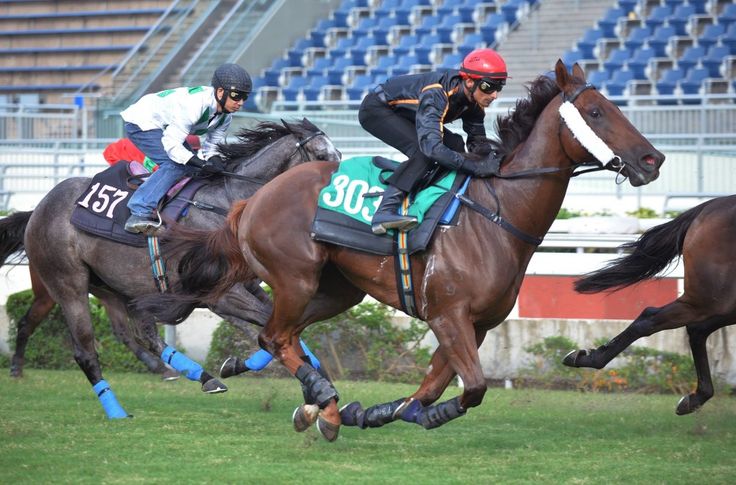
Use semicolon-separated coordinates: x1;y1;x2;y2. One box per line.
188;155;224;175
206;155;226;173
469;152;501;178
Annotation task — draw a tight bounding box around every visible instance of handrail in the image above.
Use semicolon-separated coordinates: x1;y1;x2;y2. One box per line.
179;0;248;78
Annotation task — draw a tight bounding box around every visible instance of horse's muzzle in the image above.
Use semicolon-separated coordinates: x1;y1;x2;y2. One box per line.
627;151;665;187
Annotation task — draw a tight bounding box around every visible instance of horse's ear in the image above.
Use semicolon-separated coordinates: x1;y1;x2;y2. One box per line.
302;117;319;132
572;63;586;81
554;59;569;91
281;118;294;133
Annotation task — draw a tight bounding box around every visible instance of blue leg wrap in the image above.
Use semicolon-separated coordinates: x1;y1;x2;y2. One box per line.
161;346;203;381
92;379;129;419
299;339;321;369
244;349;273;371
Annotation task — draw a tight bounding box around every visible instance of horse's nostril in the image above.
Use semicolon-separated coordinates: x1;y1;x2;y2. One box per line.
644;155;657;166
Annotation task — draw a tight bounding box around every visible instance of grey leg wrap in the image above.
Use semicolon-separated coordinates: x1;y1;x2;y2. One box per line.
341;398;406;429
295;364;338;409
416;397;466;430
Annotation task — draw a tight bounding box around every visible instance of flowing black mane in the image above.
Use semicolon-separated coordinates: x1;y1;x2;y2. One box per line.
490;75;562;161
218;120;311;161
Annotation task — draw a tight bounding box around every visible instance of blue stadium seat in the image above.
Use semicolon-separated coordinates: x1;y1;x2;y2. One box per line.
327;57;356;84
414;14;442;37
393;33;419;57
655;67;684;96
698;23;726;50
287;38;313;67
645;6;672;30
723;24;736;52
598;7;625;37
688;0;707;15
331;36;356;59
310;19;336;48
353;16;380;38
648;25;676;57
373;15;401;45
302;75;329;101
624;26;651;51
350;35;377;65
264;58;290;86
371;54;399;78
306;57;332;77
437;52;463;70
346;74;375;100
500;0;527;25
479;13;508;44
394;0;425;24
281;75;310;102
627;46;656;78
677;45;706;72
667;4;696;36
457;0;483;23
700;45;731;77
603;48;630;75
415;33;442;64
458;32;484;57
436;14;462;43
586;70;610;89
577;28;604;59
720;4;736;28
606;69;635;96
680;66;709;102
392;54;420;76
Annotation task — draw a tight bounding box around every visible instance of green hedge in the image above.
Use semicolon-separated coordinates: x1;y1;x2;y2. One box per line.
5;289;150;372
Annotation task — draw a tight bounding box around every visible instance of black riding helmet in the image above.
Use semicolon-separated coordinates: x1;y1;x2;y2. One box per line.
212;63;252;112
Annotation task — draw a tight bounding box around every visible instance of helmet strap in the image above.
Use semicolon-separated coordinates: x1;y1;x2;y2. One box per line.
216;88;230;113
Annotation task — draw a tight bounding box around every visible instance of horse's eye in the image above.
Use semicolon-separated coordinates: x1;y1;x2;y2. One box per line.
589;108;601;119
315;154;327;161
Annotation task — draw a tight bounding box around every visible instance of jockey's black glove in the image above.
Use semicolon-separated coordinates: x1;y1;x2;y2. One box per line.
188;155;225;175
468;152;501;178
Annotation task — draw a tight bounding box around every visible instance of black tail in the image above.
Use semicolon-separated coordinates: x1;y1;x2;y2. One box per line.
574;202;710;294
0;211;32;266
133;200;255;323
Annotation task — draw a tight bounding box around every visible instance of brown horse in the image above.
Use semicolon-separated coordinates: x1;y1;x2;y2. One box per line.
566;195;736;415
137;61;665;440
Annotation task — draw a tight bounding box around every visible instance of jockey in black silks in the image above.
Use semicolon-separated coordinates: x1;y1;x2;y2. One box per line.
358;48;510;235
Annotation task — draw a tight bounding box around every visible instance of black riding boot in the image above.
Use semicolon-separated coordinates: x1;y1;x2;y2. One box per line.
371;185;418;235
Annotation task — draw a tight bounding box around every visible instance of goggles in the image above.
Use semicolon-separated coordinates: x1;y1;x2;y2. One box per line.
477;78;505;94
228;90;249;102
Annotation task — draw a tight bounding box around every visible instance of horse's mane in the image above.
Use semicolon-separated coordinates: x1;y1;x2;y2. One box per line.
490;75;562;161
217;120;309;161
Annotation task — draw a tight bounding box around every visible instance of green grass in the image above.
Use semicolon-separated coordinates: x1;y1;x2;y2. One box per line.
2;370;735;484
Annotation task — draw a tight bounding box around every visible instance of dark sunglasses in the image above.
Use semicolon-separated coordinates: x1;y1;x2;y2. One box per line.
228;90;249;101
478;79;505;94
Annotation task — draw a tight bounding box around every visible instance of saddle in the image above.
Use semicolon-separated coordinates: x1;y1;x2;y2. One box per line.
70;161;208;247
311;156;469;255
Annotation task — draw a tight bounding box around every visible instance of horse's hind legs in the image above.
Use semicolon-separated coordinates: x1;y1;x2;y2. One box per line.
10;266;56;377
676;320;727;415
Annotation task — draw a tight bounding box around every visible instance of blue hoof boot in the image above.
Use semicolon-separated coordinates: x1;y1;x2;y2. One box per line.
339;401;364;427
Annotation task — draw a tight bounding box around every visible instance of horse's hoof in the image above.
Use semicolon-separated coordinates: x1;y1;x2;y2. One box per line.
219;356;246;379
317;414;340;442
339;401;364;427
293;404;319;432
676;394;700;415
9;368;22;378
562;349;585;367
202;378;228;394
161;369;180;381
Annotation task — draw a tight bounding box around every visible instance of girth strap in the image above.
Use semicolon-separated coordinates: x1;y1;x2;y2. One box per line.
394;197;418;317
147;235;169;293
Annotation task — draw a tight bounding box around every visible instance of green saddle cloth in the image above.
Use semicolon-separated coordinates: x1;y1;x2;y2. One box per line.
317;156;457;226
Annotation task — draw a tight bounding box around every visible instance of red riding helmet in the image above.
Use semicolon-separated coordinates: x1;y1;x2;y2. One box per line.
459;48;509;80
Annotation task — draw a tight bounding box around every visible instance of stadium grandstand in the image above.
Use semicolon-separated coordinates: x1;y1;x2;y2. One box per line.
0;0;733;214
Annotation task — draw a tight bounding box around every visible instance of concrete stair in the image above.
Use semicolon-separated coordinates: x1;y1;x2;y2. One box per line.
497;0;615;100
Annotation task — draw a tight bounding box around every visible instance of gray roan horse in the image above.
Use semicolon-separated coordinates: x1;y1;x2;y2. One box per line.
0;118;340;418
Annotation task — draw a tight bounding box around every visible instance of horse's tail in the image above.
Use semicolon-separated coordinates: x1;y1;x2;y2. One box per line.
574;202;709;294
135;200;254;323
0;211;32;266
